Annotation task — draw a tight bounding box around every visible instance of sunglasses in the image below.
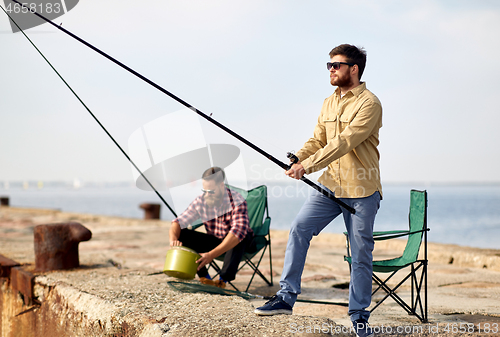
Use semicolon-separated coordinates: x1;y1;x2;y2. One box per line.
327;61;355;71
201;188;215;194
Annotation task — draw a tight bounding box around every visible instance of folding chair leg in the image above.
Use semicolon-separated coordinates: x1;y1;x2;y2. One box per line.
208;251;271;293
244;257;272;292
207;235;274;293
241;245;273;292
423;261;428;322
209;261;222;278
371;270;398;297
371;273;414;315
268;237;273;287
411;261;428;322
371;262;428;323
208;261;240;292
226;280;238;291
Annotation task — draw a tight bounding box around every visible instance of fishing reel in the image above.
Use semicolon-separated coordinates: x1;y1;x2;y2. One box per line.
286;152;299;170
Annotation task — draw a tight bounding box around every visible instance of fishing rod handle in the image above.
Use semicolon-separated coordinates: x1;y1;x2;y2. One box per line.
286;152;299;170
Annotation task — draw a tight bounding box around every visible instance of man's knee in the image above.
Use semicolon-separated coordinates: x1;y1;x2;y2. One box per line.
232;235;252;256
178;229;208;251
289;221;316;242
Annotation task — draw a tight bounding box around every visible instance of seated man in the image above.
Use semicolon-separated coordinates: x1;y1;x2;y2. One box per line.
169;167;253;288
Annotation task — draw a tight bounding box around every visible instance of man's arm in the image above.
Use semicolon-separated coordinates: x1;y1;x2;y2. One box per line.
169;220;182;246
295;114;327;162
168;196;203;247
301;100;382;174
286;100;329;179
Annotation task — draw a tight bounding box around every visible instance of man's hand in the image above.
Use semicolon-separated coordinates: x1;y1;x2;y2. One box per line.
285;162;305;180
196;232;239;271
170;239;183;247
196;251;215;270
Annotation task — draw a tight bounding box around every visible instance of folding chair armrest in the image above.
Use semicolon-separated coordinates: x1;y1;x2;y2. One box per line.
373;229;428;241
373;230;408;236
344;230;409;241
373;230;409;241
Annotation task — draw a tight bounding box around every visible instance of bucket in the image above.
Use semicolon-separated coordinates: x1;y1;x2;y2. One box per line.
163;246;201;279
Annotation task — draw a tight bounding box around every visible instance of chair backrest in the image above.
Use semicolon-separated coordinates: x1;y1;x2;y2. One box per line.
227;185;269;237
401;190;428;264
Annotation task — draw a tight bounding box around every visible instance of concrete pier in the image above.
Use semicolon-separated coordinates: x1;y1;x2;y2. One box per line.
1;206;500;336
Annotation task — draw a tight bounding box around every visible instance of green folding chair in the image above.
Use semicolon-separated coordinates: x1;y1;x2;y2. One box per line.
344;190;429;322
190;184;273;292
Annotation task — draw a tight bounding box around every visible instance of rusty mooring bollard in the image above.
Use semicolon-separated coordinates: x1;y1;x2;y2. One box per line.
0;197;9;206
139;203;161;220
34;222;92;272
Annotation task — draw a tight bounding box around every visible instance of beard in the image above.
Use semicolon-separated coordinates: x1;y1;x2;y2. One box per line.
330;72;354;88
205;193;223;207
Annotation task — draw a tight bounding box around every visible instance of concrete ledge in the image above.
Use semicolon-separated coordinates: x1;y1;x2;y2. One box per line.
2;266;346;337
33;275;139;336
1;263;168;336
2;206;500;336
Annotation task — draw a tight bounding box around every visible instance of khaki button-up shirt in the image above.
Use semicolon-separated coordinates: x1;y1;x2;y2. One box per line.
296;82;383;199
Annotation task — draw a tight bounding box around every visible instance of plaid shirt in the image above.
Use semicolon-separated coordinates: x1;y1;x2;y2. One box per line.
174;187;251;241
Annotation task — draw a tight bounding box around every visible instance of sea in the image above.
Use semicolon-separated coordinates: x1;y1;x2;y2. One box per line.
2;181;500;250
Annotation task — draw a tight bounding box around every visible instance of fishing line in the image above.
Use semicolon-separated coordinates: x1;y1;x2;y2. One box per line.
1;4;177;218
9;0;355;214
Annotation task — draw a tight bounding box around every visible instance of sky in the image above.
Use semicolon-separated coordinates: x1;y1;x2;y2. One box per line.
1;0;500;186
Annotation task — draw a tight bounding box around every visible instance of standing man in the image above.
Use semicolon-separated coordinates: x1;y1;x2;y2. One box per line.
169;167;253;288
254;44;382;337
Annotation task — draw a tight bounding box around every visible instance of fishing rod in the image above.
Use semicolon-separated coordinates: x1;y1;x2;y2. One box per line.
1;4;177;218
10;0;355;214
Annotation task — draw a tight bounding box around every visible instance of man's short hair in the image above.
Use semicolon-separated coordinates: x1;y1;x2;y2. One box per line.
329;44;367;80
202;167;225;184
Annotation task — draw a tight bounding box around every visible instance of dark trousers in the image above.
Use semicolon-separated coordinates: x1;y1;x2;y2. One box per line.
178;228;253;282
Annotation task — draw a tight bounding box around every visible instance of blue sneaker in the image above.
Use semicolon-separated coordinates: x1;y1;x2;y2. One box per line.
352;319;374;337
254;295;293;316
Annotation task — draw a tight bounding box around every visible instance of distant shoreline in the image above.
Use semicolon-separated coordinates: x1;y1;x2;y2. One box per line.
2;183;500;250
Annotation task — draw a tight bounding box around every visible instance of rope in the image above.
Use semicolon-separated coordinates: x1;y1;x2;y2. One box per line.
0;4;177;218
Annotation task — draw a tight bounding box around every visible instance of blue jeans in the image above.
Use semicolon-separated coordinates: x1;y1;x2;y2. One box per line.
277;186;380;322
